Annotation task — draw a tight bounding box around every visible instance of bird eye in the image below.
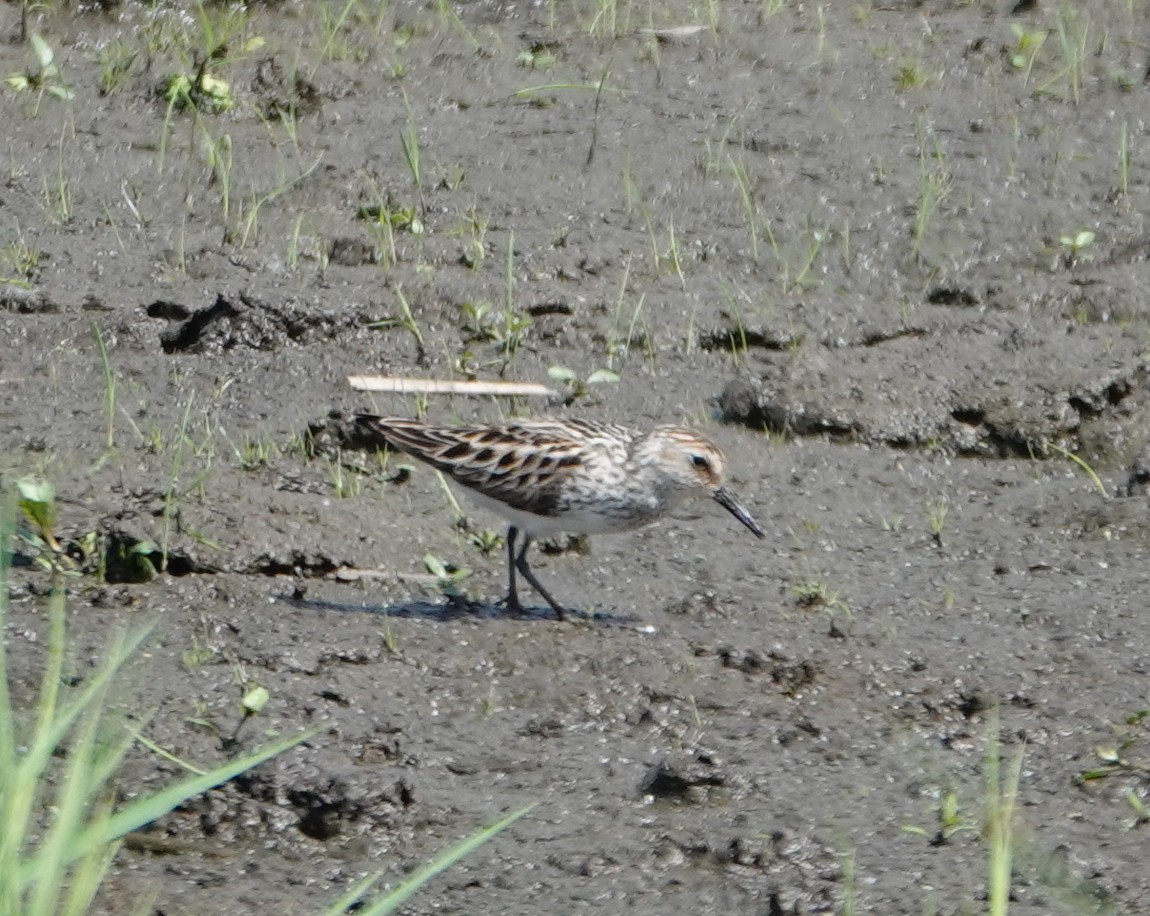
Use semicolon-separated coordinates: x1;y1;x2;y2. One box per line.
691;454;710;471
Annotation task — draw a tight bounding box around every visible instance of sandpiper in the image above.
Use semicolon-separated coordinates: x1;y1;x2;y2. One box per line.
353;415;765;618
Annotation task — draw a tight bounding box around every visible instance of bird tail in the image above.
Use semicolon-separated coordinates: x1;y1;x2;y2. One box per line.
352;415;464;471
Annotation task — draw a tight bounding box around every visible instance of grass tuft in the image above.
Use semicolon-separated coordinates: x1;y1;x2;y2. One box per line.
0;490;312;914
985;708;1025;916
92;323;117;452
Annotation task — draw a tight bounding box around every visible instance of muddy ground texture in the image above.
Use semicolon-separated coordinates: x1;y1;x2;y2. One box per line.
3;1;1150;913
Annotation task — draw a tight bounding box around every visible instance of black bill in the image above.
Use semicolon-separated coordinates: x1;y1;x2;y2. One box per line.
713;486;765;539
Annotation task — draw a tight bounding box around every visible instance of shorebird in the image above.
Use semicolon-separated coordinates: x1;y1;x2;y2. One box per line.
353;415;765;619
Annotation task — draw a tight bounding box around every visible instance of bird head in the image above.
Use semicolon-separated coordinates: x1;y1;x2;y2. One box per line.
643;427;766;539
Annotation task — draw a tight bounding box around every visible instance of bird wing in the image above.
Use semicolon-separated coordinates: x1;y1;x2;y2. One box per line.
354;415;603;516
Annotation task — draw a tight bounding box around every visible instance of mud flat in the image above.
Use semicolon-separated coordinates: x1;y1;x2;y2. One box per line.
2;2;1148;913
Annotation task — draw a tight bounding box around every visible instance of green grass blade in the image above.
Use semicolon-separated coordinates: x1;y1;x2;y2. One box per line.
128;727;208;776
26;664;111;916
0;492;20;915
92;321;116;450
61;826;119;916
12;623;149;907
1050;443;1107;497
1;486;315;910
1;585;74;912
31;583;67;774
350;803;536;916
35;728;318;879
324;869;387;915
986;709;1025;916
13;624;152;819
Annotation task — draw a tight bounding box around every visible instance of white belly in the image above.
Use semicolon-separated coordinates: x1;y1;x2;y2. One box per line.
463;489;661;537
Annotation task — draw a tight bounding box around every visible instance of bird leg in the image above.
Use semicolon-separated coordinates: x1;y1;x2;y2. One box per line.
504;526;567;620
504;526;524;616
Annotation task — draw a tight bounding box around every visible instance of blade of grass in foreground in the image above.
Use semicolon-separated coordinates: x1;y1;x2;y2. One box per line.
20;728;317;891
325;803;537;916
986;708;1025;916
7;609;152;883
0;486;316;912
0;492;19;916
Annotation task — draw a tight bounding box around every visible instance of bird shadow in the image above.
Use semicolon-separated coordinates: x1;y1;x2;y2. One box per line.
277;591;640;627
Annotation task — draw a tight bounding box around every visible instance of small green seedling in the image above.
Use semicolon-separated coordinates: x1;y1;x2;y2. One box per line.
459;300;498;342
1009;23;1046;81
927;497;949;547
789;578;851;619
893;58;928;91
223;682;271;749
1049;443;1107;496
469;529;502;555
164;70;234;114
458;300;531;370
182;635;218;669
367;286;426;362
1076;741;1141;783
327;456;361;499
357;203;424;236
903;789;975;845
1059;230;1095;267
17;476;59;552
241;684;270;717
162;6;263;115
498;309;532;368
455;205;488;269
0;241;42;286
548;366;620;405
400;99;426;214
1125;788;1149;830
517;46;556;70
97;39;136;96
107;536;160;583
424;554;472;600
236;433;279;469
1122;786;1150;827
879;514;905;532
5;33;74;109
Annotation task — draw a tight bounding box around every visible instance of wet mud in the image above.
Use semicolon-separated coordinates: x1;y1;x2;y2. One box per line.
2;1;1150;913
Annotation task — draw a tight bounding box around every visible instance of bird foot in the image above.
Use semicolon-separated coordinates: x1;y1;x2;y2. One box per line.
503;594;526;617
502;594;567;621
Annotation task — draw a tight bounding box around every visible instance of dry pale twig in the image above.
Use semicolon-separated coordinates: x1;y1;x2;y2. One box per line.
348;376;559;398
